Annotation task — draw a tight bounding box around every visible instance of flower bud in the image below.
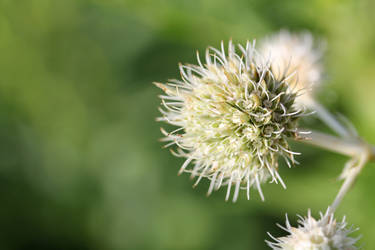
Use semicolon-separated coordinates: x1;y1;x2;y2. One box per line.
267;208;359;250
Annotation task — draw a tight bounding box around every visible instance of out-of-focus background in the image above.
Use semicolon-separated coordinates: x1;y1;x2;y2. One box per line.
0;0;375;249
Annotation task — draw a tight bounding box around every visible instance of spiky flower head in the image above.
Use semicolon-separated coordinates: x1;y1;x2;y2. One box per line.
155;41;306;202
267;208;359;250
260;30;324;106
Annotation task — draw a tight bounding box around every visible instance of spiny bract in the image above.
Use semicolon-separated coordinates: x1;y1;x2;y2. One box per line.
267;208;359;250
155;40;307;202
260;30;323;107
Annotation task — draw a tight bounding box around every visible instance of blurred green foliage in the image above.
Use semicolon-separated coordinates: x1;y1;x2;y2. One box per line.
0;0;375;249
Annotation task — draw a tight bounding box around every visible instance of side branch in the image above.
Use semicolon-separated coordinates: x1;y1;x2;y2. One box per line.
330;152;369;212
297;129;375;211
297;130;373;159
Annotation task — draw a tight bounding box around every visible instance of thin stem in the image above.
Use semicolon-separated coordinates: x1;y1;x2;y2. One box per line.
297;129;374;212
311;100;352;139
297;130;366;158
299;100;375;213
330;152;369;212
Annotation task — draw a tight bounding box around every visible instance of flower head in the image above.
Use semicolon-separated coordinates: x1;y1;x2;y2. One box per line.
260;30;324;106
267;208;360;250
155;41;305;202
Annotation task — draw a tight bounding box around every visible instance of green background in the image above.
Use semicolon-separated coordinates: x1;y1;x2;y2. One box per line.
0;0;374;249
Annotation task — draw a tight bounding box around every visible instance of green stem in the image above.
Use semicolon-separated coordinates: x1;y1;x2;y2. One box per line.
310;99;352;139
330;152;369;212
297;129;375;211
298;130;368;158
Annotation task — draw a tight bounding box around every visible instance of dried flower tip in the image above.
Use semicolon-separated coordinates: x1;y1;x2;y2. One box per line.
155;40;306;202
267;208;360;250
260;30;324;107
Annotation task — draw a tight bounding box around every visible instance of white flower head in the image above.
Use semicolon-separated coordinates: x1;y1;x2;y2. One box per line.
267;208;360;250
155;40;306;202
260;30;324;106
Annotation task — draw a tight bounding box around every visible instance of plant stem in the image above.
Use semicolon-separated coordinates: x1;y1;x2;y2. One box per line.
311;100;352;139
330;152;369;212
298;130;366;158
297;129;375;212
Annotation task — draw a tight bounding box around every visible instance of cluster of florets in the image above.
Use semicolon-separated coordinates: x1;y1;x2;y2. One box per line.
267;208;359;250
155;40;305;202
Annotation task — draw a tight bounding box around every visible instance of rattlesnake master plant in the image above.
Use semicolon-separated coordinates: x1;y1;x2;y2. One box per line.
154;30;368;248
267;208;359;250
155;41;307;202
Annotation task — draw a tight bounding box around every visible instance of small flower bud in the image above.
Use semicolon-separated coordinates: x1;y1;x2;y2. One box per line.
266;208;360;250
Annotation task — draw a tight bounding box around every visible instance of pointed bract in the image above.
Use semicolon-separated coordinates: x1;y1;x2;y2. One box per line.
260;30;324;107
